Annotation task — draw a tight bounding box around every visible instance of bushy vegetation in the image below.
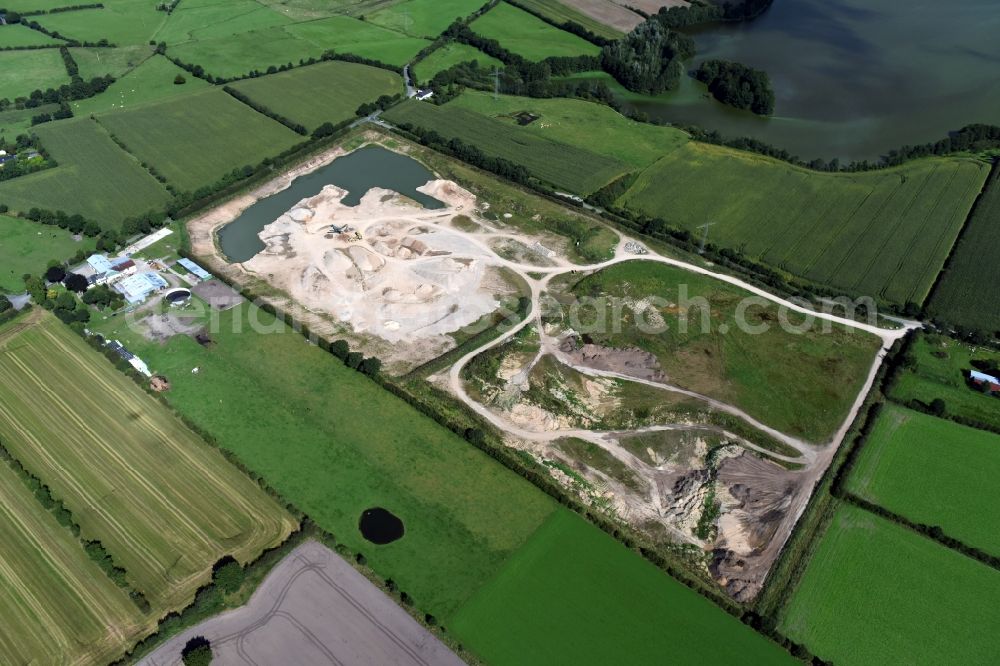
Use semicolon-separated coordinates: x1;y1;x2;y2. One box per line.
694;59;774;115
600;20;692;95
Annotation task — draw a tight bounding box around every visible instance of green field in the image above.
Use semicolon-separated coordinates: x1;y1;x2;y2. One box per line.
0;23;63;47
782;504;1000;665
0;215;92;293
0;459;152;665
847;404;1000;556
0;49;69;100
509;0;626;40
170;16;427;78
452;508;792;665
154;0;292;45
68;45;154;79
619;143;989;305
91;301;556;617
564;260;882;442
0;116;171;227
0;311;295;611
413;42;503;83
96;88;303;191
229;60;402;131
72;54;211;116
384;99;629;193
927;163;1000;333
33;0;166;46
449;90;689;168
0;103;58;139
889;332;1000;430
470;1;601;60
367;0;485;38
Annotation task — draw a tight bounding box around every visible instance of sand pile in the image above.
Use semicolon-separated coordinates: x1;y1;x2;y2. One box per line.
243;183;505;344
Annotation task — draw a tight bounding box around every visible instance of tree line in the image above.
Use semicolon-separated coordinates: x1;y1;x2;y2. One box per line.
0;438;151;611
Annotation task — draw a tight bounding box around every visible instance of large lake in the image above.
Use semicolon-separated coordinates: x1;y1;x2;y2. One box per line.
218;145;443;262
618;0;1000;161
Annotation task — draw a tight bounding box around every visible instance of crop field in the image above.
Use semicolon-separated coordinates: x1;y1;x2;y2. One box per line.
229;60;402;131
72;54;211;116
0;215;92;293
0;23;62;47
450;90;688;168
0;311;296;611
366;0;485;38
68;45;154;79
0;117;171;227
97;88;303;192
470;1;602;60
927;163;1000;333
619;143;989;305
889;332;1000;430
413;42;503;83
384;100;629;193
512;0;633;38
451;508;792;665
781;504;1000;665
93;301;556;618
0;50;69;100
563;260;882;442
0;460;152;665
846;404;1000;556
34;0;167;46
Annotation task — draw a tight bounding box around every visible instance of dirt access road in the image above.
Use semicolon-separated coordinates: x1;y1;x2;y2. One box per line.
139;541;464;666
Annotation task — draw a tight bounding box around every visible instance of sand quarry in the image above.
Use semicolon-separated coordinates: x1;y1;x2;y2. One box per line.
241;180;519;365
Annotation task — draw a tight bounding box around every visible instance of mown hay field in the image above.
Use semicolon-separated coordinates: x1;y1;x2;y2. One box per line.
366;0;486;38
0;460;153;665
619;143;989;305
0;311;296;612
449;90;688;168
97;88;303;192
0;49;69;100
451;508;793;665
413;42;503;83
566;260;882;442
384;99;629;193
847;404;1000;556
0;214;93;292
153;0;292;45
470;1;602;60
781;504;1000;665
229;60;402;131
0;116;171;228
927;163;1000;333
888;333;1000;431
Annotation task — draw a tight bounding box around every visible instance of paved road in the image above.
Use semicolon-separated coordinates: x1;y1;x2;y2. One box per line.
139;541;464;666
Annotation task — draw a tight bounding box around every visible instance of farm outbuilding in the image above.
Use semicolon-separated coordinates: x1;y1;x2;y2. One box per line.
114;272;168;304
970;370;1000;392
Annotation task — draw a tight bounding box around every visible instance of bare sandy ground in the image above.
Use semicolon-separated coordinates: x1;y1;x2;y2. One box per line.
560;0;646;31
139;540;464;666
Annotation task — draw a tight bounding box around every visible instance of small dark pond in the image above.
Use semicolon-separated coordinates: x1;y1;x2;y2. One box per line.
359;507;405;545
218;145;445;262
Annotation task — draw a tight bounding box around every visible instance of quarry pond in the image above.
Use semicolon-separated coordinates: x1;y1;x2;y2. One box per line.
619;0;1000;162
218;145;445;262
